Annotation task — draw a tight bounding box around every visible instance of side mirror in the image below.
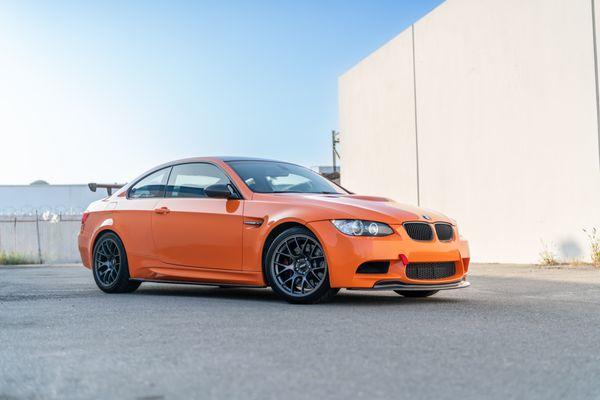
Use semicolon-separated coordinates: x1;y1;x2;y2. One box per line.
205;184;240;200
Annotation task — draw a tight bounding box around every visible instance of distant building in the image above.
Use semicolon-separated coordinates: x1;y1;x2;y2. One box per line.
0;183;106;215
311;166;341;185
311;166;340;175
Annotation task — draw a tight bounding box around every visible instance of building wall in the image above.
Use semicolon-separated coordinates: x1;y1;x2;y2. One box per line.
339;0;600;263
339;29;419;204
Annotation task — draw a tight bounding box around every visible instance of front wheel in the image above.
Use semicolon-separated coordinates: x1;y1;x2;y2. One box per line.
92;232;141;293
394;290;439;298
265;227;338;304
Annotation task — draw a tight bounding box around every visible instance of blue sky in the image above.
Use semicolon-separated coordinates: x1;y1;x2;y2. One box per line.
0;0;443;184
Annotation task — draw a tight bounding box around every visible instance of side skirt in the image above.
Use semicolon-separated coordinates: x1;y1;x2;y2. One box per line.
130;278;266;289
132;264;266;287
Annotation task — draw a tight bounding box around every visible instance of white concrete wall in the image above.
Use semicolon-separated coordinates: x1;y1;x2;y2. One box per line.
0;185;103;263
0;217;82;263
339;29;419;204
340;0;600;263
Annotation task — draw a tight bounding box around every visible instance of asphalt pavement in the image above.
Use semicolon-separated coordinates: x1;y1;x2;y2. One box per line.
1;264;599;400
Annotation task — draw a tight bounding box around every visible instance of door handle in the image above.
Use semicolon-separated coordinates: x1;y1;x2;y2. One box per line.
154;206;170;215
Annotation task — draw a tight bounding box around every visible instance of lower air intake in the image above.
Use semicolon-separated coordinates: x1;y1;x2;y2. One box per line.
356;261;390;274
406;262;456;280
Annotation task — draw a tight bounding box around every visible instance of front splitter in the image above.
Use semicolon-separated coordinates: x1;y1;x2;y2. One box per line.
348;280;471;291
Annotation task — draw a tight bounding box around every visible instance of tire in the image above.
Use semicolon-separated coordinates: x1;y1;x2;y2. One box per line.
265;226;338;304
92;232;141;294
394;290;439;298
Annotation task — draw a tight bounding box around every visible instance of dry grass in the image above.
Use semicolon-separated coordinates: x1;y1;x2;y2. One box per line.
538;241;560;266
0;251;39;265
583;228;600;267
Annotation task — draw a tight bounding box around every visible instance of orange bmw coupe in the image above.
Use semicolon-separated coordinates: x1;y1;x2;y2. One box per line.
78;157;470;303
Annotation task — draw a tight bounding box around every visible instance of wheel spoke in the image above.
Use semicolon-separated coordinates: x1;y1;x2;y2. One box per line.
275;268;292;278
307;270;320;282
94;238;122;286
275;262;293;269
271;234;327;297
301;238;309;255
282;275;295;285
277;249;294;258
304;278;315;289
312;263;325;270
98;243;110;257
284;242;296;259
102;240;110;253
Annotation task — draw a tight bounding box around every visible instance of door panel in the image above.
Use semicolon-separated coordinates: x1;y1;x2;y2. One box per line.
116;198;161;259
116;167;172;263
151;198;243;270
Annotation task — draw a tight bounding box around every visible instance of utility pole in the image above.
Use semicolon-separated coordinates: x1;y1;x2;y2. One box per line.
331;130;340;173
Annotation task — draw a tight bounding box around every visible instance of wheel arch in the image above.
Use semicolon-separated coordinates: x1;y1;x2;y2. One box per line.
260;221;320;282
91;228;122;256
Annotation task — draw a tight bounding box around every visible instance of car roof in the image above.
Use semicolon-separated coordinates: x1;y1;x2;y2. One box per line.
214;156;282;162
161;156;286;166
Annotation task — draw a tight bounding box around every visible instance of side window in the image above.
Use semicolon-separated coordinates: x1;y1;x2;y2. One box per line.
129;167;171;199
166;163;230;198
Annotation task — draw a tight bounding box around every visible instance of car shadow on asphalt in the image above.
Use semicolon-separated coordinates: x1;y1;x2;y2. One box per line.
333;291;466;305
134;285;467;306
135;285;282;302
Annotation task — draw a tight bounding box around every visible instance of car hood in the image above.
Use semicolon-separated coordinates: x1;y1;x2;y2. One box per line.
256;193;453;225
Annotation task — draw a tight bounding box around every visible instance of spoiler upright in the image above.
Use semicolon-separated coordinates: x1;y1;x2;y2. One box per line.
88;183;126;196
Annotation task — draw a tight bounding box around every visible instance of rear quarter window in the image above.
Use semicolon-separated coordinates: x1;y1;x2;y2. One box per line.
128;167;171;199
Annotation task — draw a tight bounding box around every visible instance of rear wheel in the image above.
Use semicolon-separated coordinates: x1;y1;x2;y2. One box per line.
92;232;140;293
394;290;439;298
265;227;338;304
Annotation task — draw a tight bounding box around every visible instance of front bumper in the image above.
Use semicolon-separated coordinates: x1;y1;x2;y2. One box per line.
308;220;471;289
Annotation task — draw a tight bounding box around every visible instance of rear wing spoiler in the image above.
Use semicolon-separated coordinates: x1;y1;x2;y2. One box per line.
88;183;126;196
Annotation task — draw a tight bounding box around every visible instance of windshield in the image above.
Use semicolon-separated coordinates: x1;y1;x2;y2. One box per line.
226;161;347;194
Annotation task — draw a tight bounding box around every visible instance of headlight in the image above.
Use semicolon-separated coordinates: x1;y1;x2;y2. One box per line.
331;220;394;237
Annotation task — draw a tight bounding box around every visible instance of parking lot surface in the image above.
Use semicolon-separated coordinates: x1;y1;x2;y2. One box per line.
1;264;599;400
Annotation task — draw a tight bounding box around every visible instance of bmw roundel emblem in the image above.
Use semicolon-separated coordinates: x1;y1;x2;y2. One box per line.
422;215;431;220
